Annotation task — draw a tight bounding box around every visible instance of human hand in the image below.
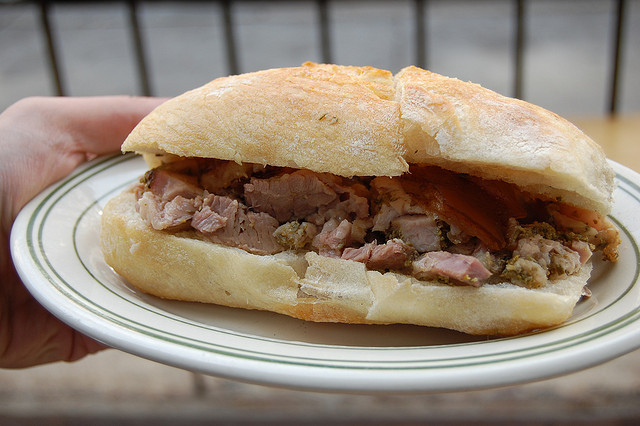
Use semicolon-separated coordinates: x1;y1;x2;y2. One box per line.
0;96;166;368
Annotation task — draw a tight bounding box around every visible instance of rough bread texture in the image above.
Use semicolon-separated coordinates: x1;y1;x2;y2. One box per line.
123;63;407;177
123;62;615;215
101;189;591;336
396;66;614;214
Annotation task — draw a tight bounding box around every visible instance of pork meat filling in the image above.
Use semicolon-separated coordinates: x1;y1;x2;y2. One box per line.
134;158;620;288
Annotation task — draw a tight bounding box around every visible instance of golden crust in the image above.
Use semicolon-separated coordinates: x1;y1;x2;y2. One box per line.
396;66;614;214
123;63;614;214
123;62;408;177
101;188;590;336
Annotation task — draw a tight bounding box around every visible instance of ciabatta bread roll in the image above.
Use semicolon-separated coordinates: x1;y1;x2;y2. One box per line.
100;62;619;335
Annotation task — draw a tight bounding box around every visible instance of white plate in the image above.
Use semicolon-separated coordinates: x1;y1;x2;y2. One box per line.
10;154;640;393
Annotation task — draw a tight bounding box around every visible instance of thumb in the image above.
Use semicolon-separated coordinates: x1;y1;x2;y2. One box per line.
47;95;168;158
0;96;167;222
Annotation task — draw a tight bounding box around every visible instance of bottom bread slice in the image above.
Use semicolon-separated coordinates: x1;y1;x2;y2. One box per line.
100;188;591;336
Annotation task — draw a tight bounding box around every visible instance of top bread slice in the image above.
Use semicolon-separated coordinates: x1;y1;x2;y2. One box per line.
122;62;615;215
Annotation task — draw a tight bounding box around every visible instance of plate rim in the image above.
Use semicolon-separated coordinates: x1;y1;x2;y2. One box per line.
10;154;640;392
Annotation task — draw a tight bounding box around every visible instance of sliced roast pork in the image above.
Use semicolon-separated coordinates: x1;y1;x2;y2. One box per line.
312;219;352;257
137;192;200;231
390;214;441;252
145;169;203;201
412;251;492;287
370;176;427;232
192;193;281;255
342;239;416;272
134;158;616;289
244;170;338;223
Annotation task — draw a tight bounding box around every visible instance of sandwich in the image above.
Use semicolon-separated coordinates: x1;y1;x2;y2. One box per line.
100;62;620;335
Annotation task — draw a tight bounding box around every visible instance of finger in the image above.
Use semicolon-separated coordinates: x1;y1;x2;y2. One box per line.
0;95;166;161
0;290;108;368
0;96;167;220
52;96;168;158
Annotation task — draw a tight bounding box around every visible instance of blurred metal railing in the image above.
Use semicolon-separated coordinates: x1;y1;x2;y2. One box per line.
1;0;630;115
